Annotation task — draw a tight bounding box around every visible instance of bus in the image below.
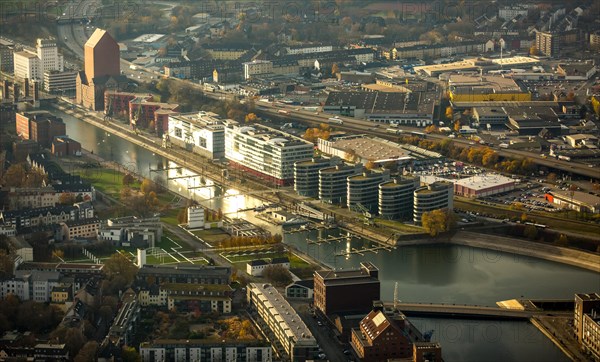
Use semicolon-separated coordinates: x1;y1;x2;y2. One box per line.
328;117;343;125
278;110;290;115
386;128;402;134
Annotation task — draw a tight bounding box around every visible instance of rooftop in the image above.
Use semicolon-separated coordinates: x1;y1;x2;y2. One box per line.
454;174;515;190
325;91;435;114
323;135;411;162
249;283;315;343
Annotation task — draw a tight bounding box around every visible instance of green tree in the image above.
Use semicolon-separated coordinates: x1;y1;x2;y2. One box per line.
263;265;293;287
103;253;138;285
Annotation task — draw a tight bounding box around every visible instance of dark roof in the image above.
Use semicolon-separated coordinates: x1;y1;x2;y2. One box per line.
1;205;76;219
271;257;289;264
248;259;268;266
291;279;314;289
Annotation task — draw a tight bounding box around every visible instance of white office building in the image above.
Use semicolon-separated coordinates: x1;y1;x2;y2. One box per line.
225;124;314;186
13;38;63;83
36;38;64;75
13;51;40;81
167;111;226;159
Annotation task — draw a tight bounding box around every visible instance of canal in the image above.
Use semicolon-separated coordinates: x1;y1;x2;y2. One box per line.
55;109;597;362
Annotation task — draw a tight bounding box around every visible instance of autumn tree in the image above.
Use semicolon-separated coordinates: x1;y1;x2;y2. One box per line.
122;345;141;362
555;234;569;246
140;179;158;195
75;341;98;362
123;173;135;186
0;250;14;278
2;164;27;187
453;119;462;132
445;107;454;121
529;45;539;56
421;209;454;236
177;208;188;224
103;253;138;286
58;193;76;205
244;113;258;123
331;63;340;75
365;160;377;170
425;125;438;134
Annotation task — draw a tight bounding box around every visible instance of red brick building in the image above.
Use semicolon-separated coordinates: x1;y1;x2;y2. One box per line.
13;139;39;162
52;136;81;157
351;308;413;361
76;29;127;110
313;262;380;316
104;91;138;119
16;111;66;148
129;97;179;129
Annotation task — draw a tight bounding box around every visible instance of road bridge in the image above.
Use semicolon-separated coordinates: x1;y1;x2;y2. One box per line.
382;302;571;320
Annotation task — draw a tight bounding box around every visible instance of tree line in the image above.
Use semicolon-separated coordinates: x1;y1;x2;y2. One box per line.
399;136;537;175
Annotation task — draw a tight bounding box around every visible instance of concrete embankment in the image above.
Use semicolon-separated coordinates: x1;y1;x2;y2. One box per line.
393;231;599;272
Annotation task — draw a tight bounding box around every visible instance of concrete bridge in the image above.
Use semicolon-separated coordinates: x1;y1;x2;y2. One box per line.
383;302;571;320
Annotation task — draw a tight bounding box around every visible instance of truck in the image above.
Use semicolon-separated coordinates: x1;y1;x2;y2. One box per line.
328;117;343;125
277;110;289;115
499;143;509;149
386;128;402;134
129;64;137;70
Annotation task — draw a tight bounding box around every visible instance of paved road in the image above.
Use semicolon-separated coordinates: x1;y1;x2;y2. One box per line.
289;300;352;362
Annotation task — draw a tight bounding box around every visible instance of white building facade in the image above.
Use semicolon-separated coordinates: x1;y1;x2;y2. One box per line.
167;111;226;159
225;124;314;186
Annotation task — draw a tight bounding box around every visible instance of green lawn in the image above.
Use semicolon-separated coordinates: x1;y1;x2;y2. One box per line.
375;219;424;233
76;167;141;199
191;229;230;246
160;207;182;226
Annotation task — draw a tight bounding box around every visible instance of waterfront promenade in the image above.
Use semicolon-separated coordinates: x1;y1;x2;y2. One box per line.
52;101;600;274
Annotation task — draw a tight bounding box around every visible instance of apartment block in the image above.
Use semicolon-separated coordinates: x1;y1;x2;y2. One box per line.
247;283;318;361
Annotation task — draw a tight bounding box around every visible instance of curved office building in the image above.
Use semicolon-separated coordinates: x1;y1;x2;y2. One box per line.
294;157;338;197
347;170;390;213
413;181;453;224
378;176;420;220
319;164;363;205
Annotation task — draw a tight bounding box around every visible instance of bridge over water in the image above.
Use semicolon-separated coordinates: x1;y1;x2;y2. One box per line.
383;302;571;320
